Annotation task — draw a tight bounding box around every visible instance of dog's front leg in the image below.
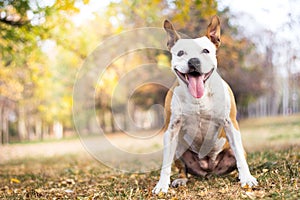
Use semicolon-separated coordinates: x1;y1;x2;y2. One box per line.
152;116;182;194
224;119;258;187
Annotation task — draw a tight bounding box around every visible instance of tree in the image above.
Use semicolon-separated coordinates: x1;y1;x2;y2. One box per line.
0;0;271;142
0;0;89;143
102;0;267;120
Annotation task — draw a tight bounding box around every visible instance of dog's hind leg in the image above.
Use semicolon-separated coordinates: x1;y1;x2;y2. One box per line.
172;159;188;187
213;148;237;175
180;150;210;177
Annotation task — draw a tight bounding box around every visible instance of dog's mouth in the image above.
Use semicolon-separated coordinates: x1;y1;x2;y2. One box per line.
175;68;214;98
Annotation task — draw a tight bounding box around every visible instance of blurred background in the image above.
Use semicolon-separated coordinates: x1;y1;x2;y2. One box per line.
0;0;299;144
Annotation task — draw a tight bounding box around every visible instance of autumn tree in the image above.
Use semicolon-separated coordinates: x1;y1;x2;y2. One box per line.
97;0;267;131
0;0;269;142
0;0;89;143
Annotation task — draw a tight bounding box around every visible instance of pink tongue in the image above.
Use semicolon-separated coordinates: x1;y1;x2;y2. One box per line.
188;75;205;98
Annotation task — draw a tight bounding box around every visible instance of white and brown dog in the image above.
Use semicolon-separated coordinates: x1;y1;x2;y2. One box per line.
153;16;258;194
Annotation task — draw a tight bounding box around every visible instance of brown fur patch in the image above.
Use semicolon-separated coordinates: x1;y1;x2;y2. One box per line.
161;81;179;132
180;149;237;177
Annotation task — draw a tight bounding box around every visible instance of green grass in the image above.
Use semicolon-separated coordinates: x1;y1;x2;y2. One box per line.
240;114;300;132
0;115;300;199
239;114;300;151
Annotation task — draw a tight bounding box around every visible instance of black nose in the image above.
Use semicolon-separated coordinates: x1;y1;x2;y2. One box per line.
188;58;201;71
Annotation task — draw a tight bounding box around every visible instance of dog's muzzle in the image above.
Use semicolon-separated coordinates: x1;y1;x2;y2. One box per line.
175;65;214;99
188;58;201;71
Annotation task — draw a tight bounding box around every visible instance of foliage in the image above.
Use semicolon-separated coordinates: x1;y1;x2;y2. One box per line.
0;0;84;64
0;0;270;141
0;0;90;141
104;0;267;110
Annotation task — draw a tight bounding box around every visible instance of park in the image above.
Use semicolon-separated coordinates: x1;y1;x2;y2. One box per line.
0;0;299;199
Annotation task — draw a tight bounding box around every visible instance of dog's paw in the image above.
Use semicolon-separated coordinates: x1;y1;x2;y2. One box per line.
239;174;258;187
152;180;170;194
171;178;188;188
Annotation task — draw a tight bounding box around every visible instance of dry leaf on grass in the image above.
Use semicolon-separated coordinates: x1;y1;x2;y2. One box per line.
10;178;21;184
241;190;266;199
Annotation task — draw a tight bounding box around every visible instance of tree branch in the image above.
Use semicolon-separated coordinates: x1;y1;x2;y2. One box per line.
0;17;29;27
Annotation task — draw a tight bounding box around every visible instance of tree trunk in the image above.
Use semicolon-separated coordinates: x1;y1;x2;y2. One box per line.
35;118;42;140
42;123;49;140
53;121;63;139
18;104;27;141
0;104;3;145
110;109;116;133
100;110;106;132
2;107;9;144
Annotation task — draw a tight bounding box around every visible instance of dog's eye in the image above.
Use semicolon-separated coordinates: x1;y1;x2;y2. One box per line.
177;50;185;57
202;49;210;54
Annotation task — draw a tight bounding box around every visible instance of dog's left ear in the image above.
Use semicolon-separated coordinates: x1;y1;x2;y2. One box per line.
164;20;180;50
206;15;221;48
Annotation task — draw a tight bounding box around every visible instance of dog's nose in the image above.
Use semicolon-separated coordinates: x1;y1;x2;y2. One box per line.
188;58;201;71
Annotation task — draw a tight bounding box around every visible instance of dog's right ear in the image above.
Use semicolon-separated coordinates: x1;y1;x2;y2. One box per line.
163;20;180;50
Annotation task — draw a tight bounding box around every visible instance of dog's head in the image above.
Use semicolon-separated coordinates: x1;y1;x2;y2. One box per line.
164;16;221;99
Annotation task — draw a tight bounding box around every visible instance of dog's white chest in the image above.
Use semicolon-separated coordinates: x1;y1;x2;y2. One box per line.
172;78;229;159
179;105;222;156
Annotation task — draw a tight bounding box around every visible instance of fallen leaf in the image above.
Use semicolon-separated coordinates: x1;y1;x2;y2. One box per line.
255;190;266;198
219;185;229;194
34;188;44;194
158;191;166;198
241;189;265;199
262;169;269;173
10;178;20;184
198;189;208;197
64;189;74;193
245;191;256;199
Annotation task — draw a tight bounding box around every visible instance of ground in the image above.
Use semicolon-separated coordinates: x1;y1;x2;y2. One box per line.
0;115;299;199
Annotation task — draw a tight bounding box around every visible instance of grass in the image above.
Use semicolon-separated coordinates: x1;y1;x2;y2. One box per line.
0;115;299;199
0;147;299;199
239;114;300;151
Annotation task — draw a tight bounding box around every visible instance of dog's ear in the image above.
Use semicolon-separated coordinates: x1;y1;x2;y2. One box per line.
206;15;221;48
164;20;180;50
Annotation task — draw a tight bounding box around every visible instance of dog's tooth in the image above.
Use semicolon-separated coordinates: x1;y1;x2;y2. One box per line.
185;74;188;81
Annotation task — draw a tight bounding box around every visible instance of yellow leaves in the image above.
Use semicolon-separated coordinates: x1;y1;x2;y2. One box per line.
292;178;298;189
172;0;217;25
157;191;165;198
10;178;21;184
218;184;229;194
241;184;265;199
83;0;89;4
34;188;44;194
198;187;208;197
1;186;13;195
55;0;80;12
96;51;147;98
262;168;269;173
156;54;170;68
62;95;73;110
241;188;266;199
97;68;118;88
0;67;24;100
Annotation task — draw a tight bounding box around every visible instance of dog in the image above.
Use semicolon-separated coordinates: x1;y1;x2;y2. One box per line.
152;16;258;194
